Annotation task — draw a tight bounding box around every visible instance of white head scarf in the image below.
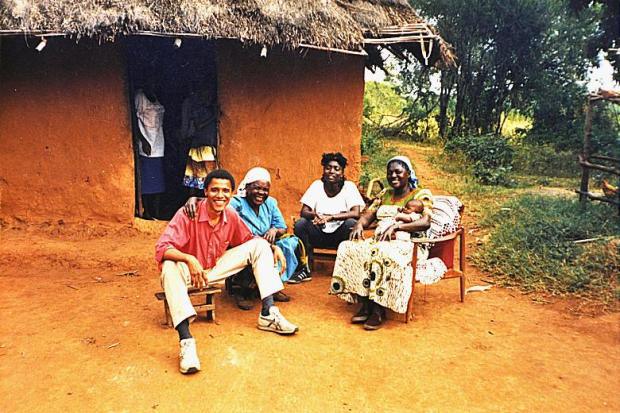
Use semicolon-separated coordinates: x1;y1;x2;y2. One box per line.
387;155;418;188
236;167;271;197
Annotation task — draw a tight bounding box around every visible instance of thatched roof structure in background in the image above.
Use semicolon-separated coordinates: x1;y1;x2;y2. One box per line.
0;0;454;67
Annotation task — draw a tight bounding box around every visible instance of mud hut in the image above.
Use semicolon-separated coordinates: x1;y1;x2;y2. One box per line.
0;0;453;224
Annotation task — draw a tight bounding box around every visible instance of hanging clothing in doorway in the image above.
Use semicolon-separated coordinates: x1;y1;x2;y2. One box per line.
135;89;166;195
180;90;218;190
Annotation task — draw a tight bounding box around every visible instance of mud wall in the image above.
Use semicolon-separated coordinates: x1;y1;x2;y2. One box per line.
217;41;365;223
0;38;134;224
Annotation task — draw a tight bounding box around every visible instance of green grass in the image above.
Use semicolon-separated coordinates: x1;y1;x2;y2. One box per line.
473;194;619;306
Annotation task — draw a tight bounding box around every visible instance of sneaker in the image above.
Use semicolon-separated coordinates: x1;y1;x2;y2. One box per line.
287;268;312;284
179;338;201;374
257;306;299;335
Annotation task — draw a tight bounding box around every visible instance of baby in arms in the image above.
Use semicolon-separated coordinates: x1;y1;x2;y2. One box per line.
375;199;425;241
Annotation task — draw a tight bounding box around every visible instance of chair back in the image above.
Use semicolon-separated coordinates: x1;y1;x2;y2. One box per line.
428;237;456;269
426;195;464;270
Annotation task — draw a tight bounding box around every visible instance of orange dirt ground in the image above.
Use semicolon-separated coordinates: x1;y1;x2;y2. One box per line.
1;147;618;412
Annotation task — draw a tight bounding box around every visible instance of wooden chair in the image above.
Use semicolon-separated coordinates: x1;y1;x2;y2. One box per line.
404;211;466;323
155;286;222;327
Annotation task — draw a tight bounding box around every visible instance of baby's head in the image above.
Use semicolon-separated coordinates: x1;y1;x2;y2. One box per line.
402;199;424;214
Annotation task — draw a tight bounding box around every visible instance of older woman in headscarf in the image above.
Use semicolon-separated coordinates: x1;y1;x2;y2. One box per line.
229;167;302;284
330;156;445;330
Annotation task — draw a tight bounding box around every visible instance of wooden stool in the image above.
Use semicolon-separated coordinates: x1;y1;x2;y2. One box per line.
154;286;222;327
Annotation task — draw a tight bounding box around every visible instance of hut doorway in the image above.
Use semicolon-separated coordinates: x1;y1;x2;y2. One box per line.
124;36;218;220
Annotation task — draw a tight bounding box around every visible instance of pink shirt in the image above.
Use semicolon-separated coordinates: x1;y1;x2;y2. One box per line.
155;200;253;269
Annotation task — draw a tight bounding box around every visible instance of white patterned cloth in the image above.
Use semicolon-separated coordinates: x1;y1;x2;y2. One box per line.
428;196;463;239
330;195;462;313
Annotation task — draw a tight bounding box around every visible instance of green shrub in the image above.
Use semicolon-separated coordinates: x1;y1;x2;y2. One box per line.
512;143;579;177
445;134;514;185
473;194;619;303
360;126;397;188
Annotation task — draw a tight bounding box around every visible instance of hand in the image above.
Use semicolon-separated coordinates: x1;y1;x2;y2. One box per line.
186;255;205;288
314;214;334;226
263;228;278;244
183;197;200;220
312;213;328;226
349;223;365;240
378;224;399;242
272;245;287;276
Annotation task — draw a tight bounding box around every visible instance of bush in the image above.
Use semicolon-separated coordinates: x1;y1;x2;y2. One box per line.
445;134;514;185
359;126;397;188
512;143;579;178
473;194;619;304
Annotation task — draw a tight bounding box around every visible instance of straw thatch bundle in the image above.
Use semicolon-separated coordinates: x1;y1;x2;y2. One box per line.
0;1;424;47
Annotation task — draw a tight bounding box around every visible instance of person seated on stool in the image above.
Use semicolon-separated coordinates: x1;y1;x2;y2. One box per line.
155;169;299;375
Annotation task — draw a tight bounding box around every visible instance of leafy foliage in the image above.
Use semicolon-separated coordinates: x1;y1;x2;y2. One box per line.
473;194;619;303
404;0;617;153
444;134;514;185
360;125;397;188
512;143;580;178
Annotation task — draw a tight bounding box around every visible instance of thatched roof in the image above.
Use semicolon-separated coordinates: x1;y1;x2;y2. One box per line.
0;0;454;66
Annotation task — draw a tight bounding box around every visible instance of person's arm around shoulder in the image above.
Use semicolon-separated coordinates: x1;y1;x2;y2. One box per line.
183;196;205;220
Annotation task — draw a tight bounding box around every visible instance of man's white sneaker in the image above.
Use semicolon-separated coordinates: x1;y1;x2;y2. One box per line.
179;338;201;374
257;306;299;335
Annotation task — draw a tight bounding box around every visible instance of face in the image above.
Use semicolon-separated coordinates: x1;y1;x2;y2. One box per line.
322;160;344;184
245;180;270;207
403;200;422;214
386;161;410;190
402;202;416;214
204;178;233;214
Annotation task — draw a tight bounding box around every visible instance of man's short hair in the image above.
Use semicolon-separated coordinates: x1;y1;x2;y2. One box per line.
204;169;236;190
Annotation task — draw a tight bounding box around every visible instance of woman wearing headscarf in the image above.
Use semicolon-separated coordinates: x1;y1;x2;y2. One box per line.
330;156;444;330
229;167;302;284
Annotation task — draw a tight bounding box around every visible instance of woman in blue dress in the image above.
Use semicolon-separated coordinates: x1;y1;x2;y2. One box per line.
230;167;303;283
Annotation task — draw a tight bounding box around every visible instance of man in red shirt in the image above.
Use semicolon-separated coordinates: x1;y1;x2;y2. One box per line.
155;169;298;374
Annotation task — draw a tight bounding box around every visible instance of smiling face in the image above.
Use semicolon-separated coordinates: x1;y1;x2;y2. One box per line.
322;160;344;184
245;180;270;207
204;178;233;214
386;161;410;190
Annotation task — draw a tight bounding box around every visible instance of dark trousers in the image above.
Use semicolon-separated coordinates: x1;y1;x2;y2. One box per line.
293;217;357;271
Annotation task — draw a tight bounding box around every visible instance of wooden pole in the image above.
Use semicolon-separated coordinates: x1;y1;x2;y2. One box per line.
579;100;593;206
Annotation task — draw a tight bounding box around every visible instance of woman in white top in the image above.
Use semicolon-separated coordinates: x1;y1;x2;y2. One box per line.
291;152;366;283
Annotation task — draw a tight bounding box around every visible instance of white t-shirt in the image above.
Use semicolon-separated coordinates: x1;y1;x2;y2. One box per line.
300;180;366;233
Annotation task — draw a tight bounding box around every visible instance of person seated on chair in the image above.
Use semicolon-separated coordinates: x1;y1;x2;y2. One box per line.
184;167;305;309
155;169;299;375
292;152;366;283
329;156;445;331
374;199;425;241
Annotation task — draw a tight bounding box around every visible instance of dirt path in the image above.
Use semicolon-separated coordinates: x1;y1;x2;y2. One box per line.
1;148;618;412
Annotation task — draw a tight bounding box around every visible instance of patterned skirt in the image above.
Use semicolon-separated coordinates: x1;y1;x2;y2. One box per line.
183;146;216;190
330;239;446;314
